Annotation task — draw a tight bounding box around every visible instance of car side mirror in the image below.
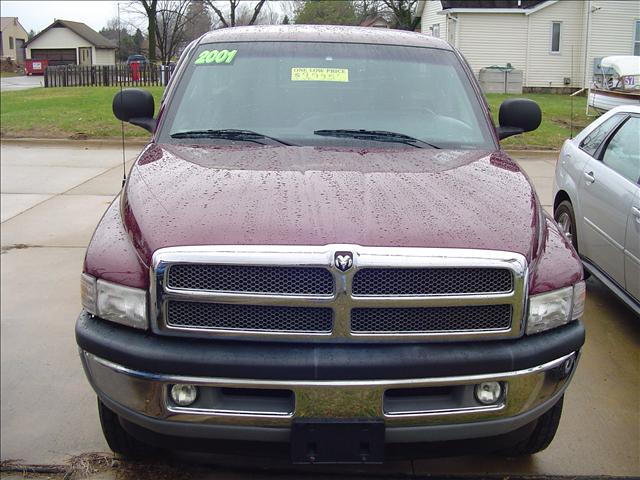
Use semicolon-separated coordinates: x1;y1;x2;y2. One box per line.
496;98;541;140
112;89;156;133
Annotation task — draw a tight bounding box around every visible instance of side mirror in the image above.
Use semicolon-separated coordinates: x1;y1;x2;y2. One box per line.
496;98;541;140
112;89;156;133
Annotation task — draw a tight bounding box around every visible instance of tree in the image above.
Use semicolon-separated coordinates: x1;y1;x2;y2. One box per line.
138;0;158;62
183;0;212;42
353;0;384;24
378;0;420;30
282;15;290;25
205;0;267;28
155;0;197;64
294;0;357;26
100;18;137;61
133;28;144;53
27;29;37;40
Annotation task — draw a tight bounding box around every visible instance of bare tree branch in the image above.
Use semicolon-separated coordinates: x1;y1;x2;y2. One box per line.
248;0;268;26
204;0;269;28
205;0;229;27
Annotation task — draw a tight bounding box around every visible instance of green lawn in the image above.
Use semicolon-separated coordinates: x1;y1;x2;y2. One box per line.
486;93;589;150
0;71;23;78
0;86;164;139
1;87;588;149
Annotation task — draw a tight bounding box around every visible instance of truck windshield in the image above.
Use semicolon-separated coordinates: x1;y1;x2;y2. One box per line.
160;42;495;150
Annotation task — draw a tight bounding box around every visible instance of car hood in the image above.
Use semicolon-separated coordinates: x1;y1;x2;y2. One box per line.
122;143;543;266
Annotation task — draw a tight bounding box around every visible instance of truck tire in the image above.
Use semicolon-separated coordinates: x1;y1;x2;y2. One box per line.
501;395;564;456
98;398;156;459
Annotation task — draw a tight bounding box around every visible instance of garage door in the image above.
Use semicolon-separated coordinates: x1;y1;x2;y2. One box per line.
30;48;76;66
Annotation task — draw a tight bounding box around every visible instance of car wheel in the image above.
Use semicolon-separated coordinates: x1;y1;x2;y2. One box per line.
98;398;156;459
554;200;578;251
554;200;590;279
500;396;564;456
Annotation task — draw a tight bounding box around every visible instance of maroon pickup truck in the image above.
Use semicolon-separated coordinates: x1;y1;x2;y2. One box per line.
77;26;586;463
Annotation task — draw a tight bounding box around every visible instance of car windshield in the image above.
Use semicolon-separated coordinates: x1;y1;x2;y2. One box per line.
160;42;495;149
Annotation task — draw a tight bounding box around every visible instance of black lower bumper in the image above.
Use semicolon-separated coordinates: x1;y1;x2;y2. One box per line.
76;311;584;381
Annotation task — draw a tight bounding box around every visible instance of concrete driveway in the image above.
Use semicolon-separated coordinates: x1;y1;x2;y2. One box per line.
0;74;44;92
0;141;638;478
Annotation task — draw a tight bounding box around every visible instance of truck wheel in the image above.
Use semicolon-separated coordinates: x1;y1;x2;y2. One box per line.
98;398;156;459
500;396;564;456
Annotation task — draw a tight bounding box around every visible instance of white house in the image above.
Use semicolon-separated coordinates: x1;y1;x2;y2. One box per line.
1;17;29;64
25;19;116;66
418;0;640;90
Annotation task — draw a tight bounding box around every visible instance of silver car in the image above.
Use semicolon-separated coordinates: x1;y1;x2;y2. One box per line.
553;105;639;315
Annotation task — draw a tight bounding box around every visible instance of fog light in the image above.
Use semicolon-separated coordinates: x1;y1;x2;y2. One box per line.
553;355;575;380
170;384;198;406
474;381;502;405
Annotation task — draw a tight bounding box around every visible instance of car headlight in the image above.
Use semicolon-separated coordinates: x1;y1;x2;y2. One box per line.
81;273;148;329
526;281;586;334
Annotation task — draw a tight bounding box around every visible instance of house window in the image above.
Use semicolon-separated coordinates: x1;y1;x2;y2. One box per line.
634;20;640;56
9;36;14;50
431;23;440;38
551;22;561;53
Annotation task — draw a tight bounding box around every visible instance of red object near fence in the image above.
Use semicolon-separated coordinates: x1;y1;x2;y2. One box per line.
25;59;48;75
131;62;141;81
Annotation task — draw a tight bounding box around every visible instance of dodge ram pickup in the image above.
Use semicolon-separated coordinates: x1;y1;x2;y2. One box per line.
77;26;586;463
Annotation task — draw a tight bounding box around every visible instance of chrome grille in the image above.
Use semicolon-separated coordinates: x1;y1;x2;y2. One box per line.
152;245;528;342
351;305;512;333
168;264;333;295
352;268;513;296
167;301;333;332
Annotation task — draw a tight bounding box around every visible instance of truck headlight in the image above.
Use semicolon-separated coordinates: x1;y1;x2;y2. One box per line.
80;273;148;330
526;281;586;334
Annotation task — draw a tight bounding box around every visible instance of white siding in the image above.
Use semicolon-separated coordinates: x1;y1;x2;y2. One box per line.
586;0;640;86
526;0;585;88
420;0;639;88
26;27;91;53
93;48;115;65
420;0;448;42
1;19;28;61
456;13;528;76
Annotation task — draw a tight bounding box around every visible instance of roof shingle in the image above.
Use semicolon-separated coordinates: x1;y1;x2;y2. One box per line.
25;19;116;48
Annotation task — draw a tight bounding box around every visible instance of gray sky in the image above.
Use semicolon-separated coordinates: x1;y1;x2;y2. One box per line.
0;1;291;34
0;1;125;32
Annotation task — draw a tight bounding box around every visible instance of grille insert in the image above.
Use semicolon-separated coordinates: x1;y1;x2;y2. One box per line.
351;305;512;333
352;268;513;296
167;301;333;333
167;264;334;295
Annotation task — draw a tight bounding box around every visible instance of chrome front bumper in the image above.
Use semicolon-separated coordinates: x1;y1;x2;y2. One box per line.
81;350;577;443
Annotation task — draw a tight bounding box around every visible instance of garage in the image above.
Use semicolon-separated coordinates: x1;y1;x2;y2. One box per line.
30;48;76;66
24;19;116;66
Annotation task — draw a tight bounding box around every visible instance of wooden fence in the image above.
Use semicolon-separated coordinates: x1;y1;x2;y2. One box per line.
44;64;175;88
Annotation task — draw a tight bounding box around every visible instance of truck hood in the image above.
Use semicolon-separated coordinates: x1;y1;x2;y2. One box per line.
122;144;543;265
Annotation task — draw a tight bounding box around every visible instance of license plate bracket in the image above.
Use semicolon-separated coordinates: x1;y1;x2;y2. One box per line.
290;419;384;464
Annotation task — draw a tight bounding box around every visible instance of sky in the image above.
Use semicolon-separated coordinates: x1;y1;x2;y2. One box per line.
0;1;128;33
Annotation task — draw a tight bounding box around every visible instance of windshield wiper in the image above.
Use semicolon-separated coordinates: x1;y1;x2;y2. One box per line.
313;129;440;149
170;129;294;146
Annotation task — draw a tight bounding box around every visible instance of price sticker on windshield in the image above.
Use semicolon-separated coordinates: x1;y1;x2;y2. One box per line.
194;49;238;65
291;68;349;82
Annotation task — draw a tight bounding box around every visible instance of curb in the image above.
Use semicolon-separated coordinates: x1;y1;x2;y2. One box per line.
506;150;560;157
0;137;149;147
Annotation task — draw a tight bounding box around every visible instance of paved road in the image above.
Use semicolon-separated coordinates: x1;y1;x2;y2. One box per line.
0;74;44;92
0;142;638;478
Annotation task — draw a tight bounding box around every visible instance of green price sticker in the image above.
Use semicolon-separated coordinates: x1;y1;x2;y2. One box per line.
194;49;238;65
291;67;349;82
